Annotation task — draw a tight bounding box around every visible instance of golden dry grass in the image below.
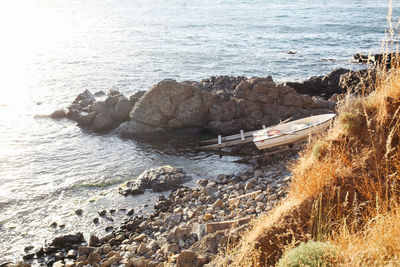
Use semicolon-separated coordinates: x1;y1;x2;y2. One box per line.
221;54;400;266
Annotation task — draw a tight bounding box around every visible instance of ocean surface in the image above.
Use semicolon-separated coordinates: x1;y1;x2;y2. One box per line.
0;0;397;261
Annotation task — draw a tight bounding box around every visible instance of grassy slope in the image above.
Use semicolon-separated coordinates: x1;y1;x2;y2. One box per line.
221;59;400;266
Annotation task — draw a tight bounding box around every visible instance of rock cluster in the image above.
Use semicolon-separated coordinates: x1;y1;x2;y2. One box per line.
19;161;292;267
119;166;189;196
51;90;135;132
118;76;334;136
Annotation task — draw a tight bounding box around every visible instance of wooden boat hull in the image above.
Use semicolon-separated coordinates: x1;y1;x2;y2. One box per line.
253;114;335;150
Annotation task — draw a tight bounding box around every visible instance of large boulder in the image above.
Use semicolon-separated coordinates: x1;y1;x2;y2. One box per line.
119;166;188;196
118;79;218;135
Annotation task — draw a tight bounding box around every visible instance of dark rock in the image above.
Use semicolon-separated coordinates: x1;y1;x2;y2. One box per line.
51;233;85;248
105;226;113;232
43;246;57;255
50;222;57;228
109;209;116;214
119;166;188;196
98;210;106;217
22;253;35;260
127;209;135;216
24;246;34;253
54;251;64;261
75;209;83;216
353;53;400;68
35;247;45;257
93;217;99;224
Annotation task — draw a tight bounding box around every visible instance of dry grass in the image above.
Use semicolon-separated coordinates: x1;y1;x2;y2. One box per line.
221;42;400;267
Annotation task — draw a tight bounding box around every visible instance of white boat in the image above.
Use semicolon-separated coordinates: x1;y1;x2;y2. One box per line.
252;113;335;150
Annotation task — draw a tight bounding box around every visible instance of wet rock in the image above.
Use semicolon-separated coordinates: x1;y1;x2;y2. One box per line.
119;166;188;196
52;233;84;248
127;208;135;216
89;235;100;247
22;253;35;260
24;246;34;253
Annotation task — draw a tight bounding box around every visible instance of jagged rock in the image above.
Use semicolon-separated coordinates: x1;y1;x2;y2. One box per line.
119;166;188;196
285;68;350;98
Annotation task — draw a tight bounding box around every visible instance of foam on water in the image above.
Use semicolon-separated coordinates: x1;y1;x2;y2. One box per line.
0;0;397;261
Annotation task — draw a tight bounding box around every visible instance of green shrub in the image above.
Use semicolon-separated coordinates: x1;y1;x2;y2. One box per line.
277;241;336;267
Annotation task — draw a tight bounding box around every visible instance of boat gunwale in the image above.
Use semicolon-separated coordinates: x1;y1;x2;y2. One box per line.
253;113;335;143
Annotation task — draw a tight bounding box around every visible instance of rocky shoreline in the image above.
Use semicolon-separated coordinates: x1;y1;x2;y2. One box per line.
8;66;377;267
49;68;372;137
10;157;293;267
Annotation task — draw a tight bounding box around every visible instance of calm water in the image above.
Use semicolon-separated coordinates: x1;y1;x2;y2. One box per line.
0;0;396;261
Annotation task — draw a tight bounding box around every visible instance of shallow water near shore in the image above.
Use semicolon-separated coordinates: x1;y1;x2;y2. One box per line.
0;0;397;261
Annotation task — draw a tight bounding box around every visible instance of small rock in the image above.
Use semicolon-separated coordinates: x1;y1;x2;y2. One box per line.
50;222;58;228
24;246;34;253
89;235;100;247
255;193;265;202
137;243;149;255
98;210;106;217
101;254;121;267
67;249;77;259
133;234;146;242
105;226;113;232
102;244;112;254
203;214;213;221
212;199;224;209
127;208;135;216
166;213;182;224
197;179;208;187
93;217;99;224
177;250;196;267
75;209;83;216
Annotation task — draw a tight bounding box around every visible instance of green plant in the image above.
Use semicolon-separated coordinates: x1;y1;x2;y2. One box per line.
277;241;337;267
